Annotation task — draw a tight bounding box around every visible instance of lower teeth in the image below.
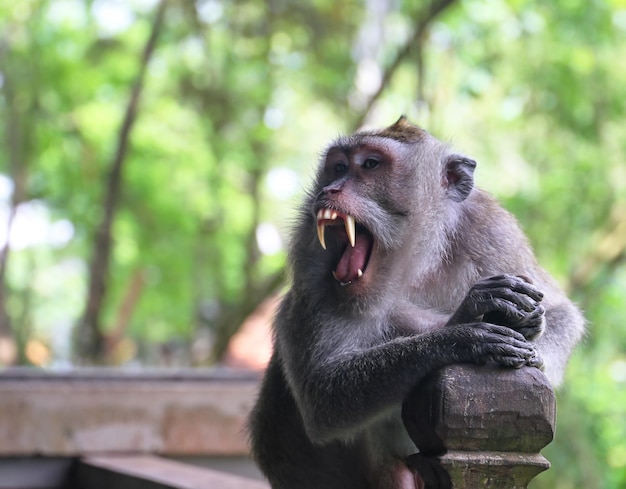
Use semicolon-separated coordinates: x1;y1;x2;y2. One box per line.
332;271;358;286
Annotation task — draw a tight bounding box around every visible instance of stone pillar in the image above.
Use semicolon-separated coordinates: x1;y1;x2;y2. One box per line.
402;364;556;489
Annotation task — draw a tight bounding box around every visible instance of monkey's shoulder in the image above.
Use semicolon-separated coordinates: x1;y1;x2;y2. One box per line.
454;189;536;265
462;189;522;230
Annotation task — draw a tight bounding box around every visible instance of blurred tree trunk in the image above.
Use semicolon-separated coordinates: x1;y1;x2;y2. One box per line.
75;0;168;364
0;40;31;365
352;0;458;130
182;2;282;363
104;268;146;363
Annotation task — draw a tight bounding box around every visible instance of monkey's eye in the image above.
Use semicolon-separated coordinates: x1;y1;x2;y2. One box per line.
362;157;380;170
334;162;348;174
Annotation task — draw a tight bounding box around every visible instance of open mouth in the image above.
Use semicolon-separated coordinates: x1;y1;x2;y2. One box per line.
316;208;374;286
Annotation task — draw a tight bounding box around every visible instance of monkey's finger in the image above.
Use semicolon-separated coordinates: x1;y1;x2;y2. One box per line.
471;281;541;310
466;292;534;319
469;275;515;293
492;275;543;302
477;274;530;287
479;274;544;303
461;324;536;367
495;355;527;369
494;341;539;362
480;323;530;343
459;322;532;348
508;277;544;302
483;297;529;320
527;352;545;370
502;288;541;313
487;295;541;331
479;342;536;369
494;356;528;368
532;304;546;317
478;274;511;284
525;305;546;324
516;305;546;329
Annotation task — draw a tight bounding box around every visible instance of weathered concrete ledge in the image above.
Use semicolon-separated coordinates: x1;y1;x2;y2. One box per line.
76;454;269;489
0;367;261;457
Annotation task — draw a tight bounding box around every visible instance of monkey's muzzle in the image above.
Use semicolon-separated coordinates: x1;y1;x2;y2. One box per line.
316;208;373;285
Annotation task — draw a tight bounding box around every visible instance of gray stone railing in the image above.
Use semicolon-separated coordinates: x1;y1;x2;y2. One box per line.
0;368;268;489
0;365;555;489
402;364;556;489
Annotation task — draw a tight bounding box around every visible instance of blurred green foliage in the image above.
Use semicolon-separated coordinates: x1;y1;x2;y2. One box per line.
1;0;625;486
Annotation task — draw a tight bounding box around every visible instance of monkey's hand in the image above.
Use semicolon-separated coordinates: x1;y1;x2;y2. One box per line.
447;274;546;341
445;323;543;370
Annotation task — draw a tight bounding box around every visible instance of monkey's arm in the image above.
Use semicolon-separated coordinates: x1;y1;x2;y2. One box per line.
285;321;536;444
391;274;545;335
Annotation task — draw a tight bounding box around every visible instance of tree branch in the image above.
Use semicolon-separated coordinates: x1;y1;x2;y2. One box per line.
76;0;168;363
0;38;31;347
352;0;457;130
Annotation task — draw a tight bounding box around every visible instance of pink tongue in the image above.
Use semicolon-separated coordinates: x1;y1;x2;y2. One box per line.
334;233;372;283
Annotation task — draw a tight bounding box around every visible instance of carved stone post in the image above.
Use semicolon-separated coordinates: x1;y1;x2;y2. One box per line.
402;364;556;489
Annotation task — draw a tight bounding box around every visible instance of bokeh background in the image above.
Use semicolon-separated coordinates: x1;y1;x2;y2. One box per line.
1;0;625;487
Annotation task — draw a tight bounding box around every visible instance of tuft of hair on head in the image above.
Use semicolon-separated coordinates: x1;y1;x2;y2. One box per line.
366;116;428;143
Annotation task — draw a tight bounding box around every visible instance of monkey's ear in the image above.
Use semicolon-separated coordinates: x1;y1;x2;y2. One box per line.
444;155;476;202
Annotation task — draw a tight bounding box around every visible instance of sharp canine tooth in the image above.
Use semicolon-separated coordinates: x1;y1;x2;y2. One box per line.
317;222;326;250
357;269;363;278
345;215;356;247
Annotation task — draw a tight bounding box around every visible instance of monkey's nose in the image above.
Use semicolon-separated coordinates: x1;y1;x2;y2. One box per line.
322;177;347;195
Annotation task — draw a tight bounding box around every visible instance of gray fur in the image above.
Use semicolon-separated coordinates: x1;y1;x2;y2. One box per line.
249;121;585;489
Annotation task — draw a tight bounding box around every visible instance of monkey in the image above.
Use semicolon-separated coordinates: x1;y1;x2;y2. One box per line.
248;117;585;489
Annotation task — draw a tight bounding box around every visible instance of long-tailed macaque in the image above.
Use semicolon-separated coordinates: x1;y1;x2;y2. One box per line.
249;117;585;489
